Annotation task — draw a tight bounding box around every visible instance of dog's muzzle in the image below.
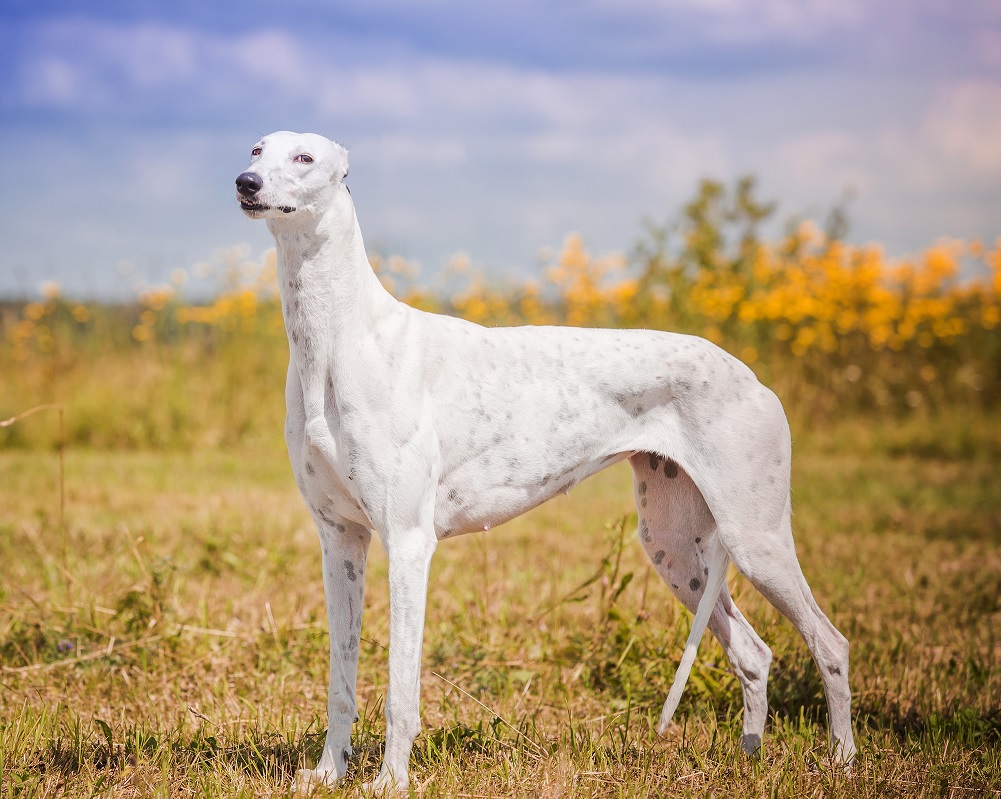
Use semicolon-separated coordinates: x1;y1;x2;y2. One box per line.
235;171;295;214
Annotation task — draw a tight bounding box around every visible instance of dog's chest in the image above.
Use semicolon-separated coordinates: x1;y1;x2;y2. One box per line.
292;412;372;529
282;290;328;369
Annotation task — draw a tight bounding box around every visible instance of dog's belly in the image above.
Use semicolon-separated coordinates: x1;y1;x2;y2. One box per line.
434;451;631;538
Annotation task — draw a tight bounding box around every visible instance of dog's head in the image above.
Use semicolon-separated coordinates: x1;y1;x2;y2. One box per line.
235;131;349;221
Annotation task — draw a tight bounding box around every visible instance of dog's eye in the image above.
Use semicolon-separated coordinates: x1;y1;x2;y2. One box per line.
251;146;262;157
294;153;314;164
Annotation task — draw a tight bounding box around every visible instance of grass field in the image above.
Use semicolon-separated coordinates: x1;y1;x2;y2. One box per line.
1;412;999;797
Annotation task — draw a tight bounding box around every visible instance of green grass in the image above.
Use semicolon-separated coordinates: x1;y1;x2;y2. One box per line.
1;416;999;797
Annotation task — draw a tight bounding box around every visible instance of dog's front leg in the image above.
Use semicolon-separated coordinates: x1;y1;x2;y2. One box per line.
295;516;371;791
368;528;437;793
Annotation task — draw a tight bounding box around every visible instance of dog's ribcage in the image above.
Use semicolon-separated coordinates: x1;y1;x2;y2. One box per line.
421;315;751;538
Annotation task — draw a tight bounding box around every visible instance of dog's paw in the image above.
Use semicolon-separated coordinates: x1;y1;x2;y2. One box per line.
360;770;409;795
829;737;856;775
740;733;762;757
835;745;857;776
294;768;341;794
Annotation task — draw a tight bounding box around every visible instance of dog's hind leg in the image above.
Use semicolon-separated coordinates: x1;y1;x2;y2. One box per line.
632;454;772;755
721;497;856;766
702;390;855;766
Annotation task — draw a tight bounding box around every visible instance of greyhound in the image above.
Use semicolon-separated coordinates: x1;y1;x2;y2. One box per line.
234;131;855;792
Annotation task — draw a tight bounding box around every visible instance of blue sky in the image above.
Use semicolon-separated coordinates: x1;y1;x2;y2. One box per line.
1;0;999;298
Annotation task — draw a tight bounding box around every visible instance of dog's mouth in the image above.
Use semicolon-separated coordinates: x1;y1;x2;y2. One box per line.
239;199;296;214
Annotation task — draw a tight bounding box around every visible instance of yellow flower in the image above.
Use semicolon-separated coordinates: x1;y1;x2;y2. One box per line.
791;327;817;356
36;326;55;352
983;305;1000;329
12;319;35;341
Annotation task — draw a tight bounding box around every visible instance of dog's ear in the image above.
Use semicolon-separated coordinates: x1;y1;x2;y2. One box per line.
330;141;350;184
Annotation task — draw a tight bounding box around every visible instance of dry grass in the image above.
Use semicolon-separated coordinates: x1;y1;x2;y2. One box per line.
1;414;999;797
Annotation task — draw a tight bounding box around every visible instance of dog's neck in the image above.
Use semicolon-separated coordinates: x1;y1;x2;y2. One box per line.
269;185;397;344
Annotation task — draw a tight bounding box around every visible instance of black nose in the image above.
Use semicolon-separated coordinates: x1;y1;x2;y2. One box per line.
235;172;263;197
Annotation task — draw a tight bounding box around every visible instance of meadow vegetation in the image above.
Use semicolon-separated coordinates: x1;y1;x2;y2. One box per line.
1;179;999;796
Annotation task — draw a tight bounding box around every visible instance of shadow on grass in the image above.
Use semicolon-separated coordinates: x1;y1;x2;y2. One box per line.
34;726;326;783
33;723;499;788
856;703;1001;747
638;647;1001;753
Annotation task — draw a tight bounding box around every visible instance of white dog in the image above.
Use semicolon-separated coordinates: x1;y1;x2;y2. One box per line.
235;131;855;792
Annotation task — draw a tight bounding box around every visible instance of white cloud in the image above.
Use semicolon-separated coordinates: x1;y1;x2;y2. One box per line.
675;0;866;41
363;133;468;168
12;20;336;119
773;131;872;196
771;79;1001;194
31;57;83;106
99;23;199;87
216;29;314;87
759;78;1001;251
923;81;1001;174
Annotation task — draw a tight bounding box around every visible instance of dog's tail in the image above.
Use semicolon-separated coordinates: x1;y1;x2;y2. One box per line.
657;544;730;734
